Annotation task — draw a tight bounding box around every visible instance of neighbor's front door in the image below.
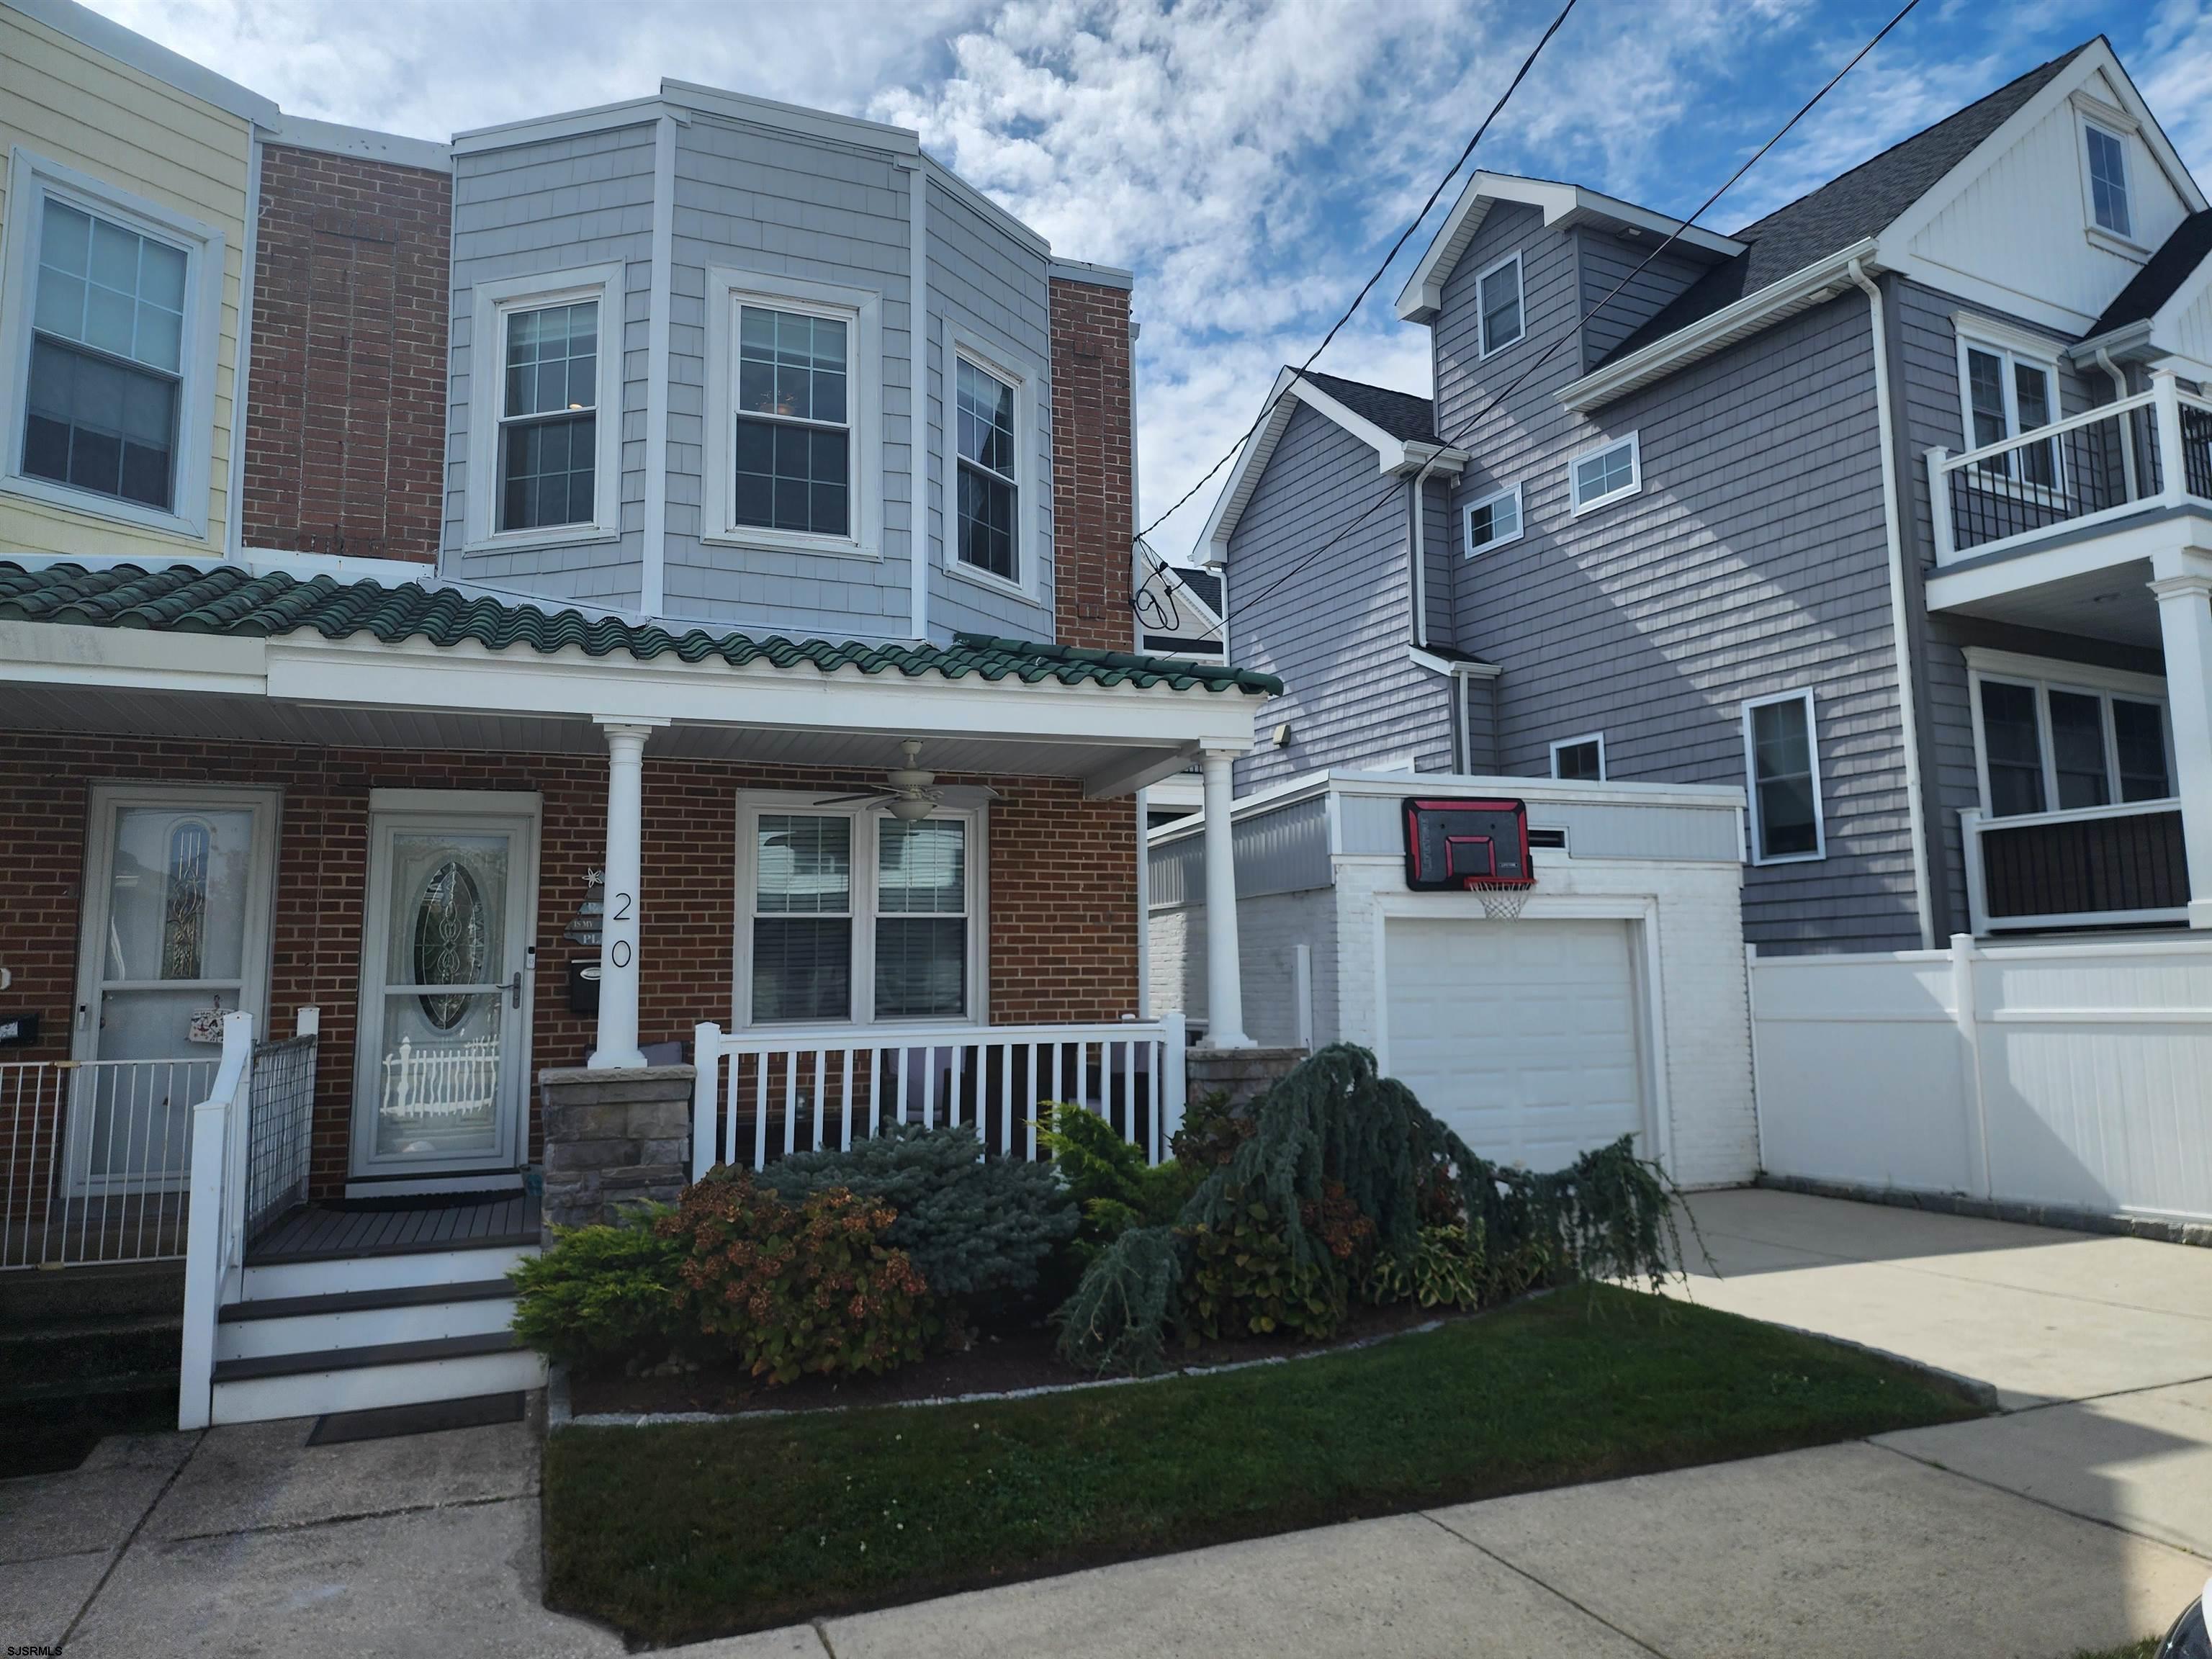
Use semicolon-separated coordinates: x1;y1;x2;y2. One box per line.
351;801;538;1179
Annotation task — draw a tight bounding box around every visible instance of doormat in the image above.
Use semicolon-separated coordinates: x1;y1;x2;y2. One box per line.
308;1390;524;1445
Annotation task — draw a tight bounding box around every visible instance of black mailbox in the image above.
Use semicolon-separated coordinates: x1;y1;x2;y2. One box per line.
567;959;600;1017
0;1013;39;1047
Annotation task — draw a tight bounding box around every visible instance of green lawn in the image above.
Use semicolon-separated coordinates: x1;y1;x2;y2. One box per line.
544;1283;1986;1644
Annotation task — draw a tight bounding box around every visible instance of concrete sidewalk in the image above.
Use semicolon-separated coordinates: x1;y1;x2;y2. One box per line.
7;1188;2209;1657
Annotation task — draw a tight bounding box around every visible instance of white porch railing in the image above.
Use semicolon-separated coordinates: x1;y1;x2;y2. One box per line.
1;1054;217;1268
180;1010;254;1431
690;1014;1187;1178
1928;374;2212;566
1961;800;2190;934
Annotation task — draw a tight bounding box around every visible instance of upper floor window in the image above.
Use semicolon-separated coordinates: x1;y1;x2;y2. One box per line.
1972;662;2172;819
0;150;221;538
1570;432;1640;515
1958;331;2058;487
1742;690;1824;864
1464;482;1522;554
1550;734;1605;781
498;300;598;533
2084;122;2131;240
956;356;1018;582
703;271;881;559
464;264;621;550
1477;252;1524;356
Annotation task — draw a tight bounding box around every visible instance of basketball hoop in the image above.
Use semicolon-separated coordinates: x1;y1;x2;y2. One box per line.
1477;886;1530;922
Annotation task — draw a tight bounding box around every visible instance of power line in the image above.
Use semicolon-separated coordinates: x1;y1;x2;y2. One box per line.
1130;0;1581;551
1177;0;1923;652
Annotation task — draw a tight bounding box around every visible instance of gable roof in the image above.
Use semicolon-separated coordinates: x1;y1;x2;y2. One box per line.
1601;44;2091;367
2086;209;2212;338
1295;370;1441;444
0;562;1281;696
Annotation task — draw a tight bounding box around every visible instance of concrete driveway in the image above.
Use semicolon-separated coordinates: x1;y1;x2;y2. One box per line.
6;1188;2209;1657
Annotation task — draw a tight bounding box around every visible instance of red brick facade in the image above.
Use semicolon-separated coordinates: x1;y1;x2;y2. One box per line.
239;145;451;562
0;735;1135;1197
1048;275;1137;652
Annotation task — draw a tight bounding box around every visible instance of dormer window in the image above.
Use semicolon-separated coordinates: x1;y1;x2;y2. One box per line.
1478;252;1524;356
2084;122;2131;240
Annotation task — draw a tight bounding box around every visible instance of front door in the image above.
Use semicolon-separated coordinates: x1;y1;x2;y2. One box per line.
70;785;281;1195
351;800;539;1179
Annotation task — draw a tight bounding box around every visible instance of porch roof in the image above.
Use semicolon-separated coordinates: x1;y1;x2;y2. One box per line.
0;562;1282;697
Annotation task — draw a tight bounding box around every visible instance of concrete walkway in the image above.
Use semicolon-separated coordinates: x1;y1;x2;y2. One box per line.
7;1188;2209;1656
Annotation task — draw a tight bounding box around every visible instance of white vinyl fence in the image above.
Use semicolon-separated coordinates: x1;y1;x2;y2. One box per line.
1750;934;2212;1225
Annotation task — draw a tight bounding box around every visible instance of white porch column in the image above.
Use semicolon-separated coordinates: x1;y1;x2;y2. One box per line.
590;718;665;1068
1199;745;1252;1048
2150;566;2212;929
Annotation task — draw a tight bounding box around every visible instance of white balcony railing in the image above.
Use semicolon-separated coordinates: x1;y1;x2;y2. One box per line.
690;1015;1187;1178
1928;373;2212;565
1962;800;2190;935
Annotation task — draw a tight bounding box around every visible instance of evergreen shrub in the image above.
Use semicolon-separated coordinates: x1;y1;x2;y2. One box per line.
508;1208;687;1367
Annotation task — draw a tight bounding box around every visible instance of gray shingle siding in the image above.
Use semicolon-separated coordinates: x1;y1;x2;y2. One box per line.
1436;199;1920;953
1575;228;1707;372
1226;403;1452;794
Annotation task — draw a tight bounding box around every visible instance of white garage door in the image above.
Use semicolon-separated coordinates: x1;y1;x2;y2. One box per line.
1383;917;1645;1170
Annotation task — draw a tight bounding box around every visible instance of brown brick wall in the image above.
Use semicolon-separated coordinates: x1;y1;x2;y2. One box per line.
0;735;1135;1197
1048;276;1136;652
240;144;451;562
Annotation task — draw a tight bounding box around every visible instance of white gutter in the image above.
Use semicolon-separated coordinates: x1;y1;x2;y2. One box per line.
225;127;264;556
639;114;678;619
1848;258;1935;950
904;161;930;642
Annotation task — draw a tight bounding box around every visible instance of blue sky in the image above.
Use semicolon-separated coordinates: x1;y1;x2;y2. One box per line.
93;0;2212;562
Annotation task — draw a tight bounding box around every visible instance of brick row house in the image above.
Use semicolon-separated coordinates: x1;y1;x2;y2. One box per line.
0;0;1272;1425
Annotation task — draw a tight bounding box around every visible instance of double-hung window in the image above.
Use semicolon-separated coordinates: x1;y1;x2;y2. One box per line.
1742;690;1825;863
1477;252;1523;356
466;265;621;548
1973;661;2173;819
956;356;1019;582
2084;122;2132;240
1463;482;1521;554
1958;331;2059;490
1570;432;1640;514
743;799;980;1026
1;151;221;536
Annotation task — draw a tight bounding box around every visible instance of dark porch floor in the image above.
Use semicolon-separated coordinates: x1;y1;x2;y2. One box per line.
246;1192;540;1264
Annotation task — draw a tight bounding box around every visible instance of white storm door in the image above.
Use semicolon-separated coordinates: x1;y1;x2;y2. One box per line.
352;804;538;1177
70;785;281;1195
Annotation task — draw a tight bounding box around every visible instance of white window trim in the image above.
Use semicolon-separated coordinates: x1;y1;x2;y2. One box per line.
1953;323;2068;507
1962;648;2175;819
0;147;225;541
1462;480;1523;555
1568;431;1641;516
731;789;989;1030
1740;688;1826;866
701;269;884;561
1549;732;1606;781
943;323;1045;603
2072;95;2146;257
1475;250;1524;358
462;264;624;554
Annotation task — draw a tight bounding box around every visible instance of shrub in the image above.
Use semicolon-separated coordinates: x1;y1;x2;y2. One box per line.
662;1177;933;1385
1051;1223;1182;1377
1167;1088;1254;1170
750;1123;1077;1303
1184;1190;1348;1342
1038;1102;1199;1264
1364;1223;1487;1312
508;1209;688;1368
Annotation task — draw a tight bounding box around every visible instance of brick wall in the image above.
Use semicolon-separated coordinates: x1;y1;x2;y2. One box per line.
0;736;1136;1197
1048;275;1136;652
240;144;451;562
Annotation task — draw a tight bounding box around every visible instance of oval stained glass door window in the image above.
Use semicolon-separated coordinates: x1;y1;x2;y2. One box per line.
413;859;489;1030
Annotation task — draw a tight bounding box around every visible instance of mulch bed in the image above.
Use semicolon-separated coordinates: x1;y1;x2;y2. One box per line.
566;1296;1462;1417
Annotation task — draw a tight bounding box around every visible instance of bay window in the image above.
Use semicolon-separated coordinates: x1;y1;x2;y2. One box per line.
741;796;981;1027
955;356;1019;583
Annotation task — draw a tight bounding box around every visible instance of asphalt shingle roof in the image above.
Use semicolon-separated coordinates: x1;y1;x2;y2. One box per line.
1601;42;2093;367
1168;564;1221;615
1295;369;1440;444
2088;209;2212;336
0;562;1281;696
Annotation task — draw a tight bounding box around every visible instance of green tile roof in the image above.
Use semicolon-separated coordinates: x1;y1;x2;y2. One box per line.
0;562;1279;696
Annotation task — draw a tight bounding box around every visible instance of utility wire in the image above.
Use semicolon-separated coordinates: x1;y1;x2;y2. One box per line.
1131;0;1581;550
1177;0;1923;651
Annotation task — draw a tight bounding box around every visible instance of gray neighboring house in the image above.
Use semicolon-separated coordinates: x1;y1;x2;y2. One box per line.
1201;36;2212;956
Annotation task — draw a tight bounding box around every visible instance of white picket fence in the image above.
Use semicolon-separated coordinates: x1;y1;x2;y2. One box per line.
690;1015;1187;1177
1750;934;2212;1224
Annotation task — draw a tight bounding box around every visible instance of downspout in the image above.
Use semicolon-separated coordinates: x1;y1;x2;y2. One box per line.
2095;346;2138;499
1848;258;1936;950
639;112;678;619
903;161;930;642
225;127;264;556
1406;454;1442;649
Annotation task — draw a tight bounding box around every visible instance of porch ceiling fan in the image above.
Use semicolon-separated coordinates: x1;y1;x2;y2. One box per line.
815;739;999;822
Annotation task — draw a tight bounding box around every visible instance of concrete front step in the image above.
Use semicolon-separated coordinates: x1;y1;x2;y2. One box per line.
216;1279;516;1362
208;1332;546;1424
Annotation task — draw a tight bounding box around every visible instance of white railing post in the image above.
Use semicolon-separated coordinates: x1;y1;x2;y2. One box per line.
1924;447;1955;565
1159;1011;1187;1159
1959;809;1990;938
2154;369;2188;506
1950;934;1992;1200
178;1009;252;1431
691;1022;721;1180
220;1013;252;1274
